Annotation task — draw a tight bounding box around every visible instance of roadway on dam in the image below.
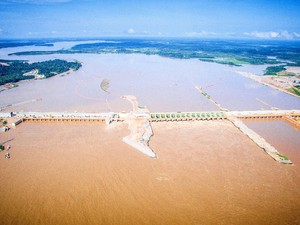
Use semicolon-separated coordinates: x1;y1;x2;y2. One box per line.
2;109;298;124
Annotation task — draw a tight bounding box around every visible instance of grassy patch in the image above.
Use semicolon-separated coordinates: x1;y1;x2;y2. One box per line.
213;57;248;66
277;153;289;160
277;72;295;76
288;87;300;96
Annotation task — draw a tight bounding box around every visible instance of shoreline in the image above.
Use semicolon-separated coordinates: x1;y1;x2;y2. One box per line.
0;68;77;93
234;70;300;99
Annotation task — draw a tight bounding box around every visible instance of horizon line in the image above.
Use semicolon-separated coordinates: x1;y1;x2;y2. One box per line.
1;36;300;42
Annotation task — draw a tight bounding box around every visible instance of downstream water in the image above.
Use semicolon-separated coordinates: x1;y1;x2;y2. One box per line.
244;119;300;165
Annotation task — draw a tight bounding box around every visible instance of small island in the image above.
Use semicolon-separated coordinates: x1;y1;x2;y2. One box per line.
0;59;82;86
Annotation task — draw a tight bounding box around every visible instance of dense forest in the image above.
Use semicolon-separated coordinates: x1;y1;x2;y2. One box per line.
0;59;81;85
263;65;286;75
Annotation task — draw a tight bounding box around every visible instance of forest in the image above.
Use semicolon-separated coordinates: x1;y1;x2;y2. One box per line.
0;59;81;85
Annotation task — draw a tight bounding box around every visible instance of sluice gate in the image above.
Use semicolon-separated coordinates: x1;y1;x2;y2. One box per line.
150;111;226;122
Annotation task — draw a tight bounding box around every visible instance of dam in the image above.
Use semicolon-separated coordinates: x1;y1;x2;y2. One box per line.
2;109;299;122
1;109;299;163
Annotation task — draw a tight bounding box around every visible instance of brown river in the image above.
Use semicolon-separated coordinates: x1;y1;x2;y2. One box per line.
0;42;300;224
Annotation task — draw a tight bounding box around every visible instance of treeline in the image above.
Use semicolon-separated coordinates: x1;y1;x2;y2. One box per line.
8;39;300;67
264;65;286;75
0;59;81;85
0;40;55;49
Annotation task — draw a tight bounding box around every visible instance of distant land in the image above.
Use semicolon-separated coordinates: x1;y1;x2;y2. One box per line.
1;38;300;95
3;38;300;67
0;59;81;85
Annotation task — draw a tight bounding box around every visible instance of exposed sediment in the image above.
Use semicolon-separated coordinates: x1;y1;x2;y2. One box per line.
229;117;292;164
122;117;156;158
234;70;300;99
121;95;156;158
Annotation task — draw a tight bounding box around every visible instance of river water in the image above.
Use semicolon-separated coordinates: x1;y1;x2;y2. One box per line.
1;41;299;139
1;41;299;152
0;41;300;224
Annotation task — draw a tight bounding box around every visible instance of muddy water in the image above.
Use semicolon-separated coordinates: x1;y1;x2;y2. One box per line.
1;45;299;112
244;119;300;165
1;54;220;112
1;43;300;224
1;121;300;225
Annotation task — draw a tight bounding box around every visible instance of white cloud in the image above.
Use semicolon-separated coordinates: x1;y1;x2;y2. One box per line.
293;32;300;38
127;28;136;34
243;31;299;40
184;30;300;40
184;31;218;37
27;30;60;36
126;28;150;36
28;31;38;35
183;31;238;38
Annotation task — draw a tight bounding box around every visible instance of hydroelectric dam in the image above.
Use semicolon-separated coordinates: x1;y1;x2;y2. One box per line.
1;109;299;163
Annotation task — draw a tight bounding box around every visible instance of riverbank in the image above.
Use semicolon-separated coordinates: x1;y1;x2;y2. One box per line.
234;70;300;98
0;121;300;225
0;67;77;94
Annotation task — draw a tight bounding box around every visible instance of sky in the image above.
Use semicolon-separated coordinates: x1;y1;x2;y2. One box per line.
0;0;300;39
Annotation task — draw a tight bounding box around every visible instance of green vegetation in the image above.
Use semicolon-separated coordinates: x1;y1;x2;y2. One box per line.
0;59;81;85
0;145;4;151
8;39;300;67
288;87;300;96
213;57;248;66
0;118;6;126
264;65;286;75
276;72;295;76
276;153;289;161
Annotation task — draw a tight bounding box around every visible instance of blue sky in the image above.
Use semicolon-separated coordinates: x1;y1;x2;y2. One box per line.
0;0;300;39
